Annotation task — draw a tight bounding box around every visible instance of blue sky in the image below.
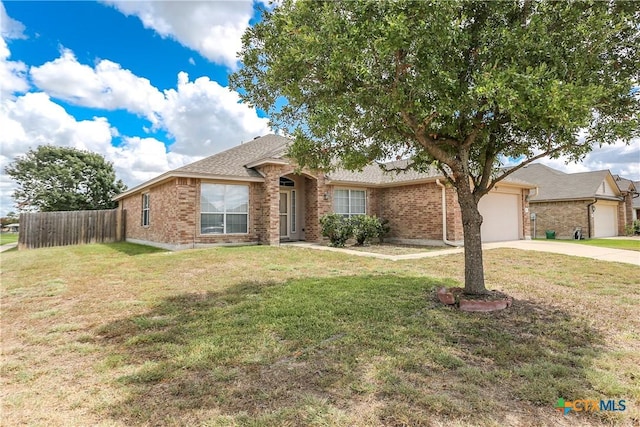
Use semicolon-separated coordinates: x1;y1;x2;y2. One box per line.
1;0;639;215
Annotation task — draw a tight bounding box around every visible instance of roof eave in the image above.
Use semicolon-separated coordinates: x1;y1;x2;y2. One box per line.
530;195;622;203
244;158;290;168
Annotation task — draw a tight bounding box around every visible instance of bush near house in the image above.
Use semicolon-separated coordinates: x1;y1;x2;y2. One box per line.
350;215;384;246
319;213;354;247
320;214;386;247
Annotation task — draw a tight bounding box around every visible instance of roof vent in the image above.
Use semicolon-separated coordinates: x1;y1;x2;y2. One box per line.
253;135;261;140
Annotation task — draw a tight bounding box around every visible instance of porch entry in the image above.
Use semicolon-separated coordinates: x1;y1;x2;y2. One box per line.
278;176;308;242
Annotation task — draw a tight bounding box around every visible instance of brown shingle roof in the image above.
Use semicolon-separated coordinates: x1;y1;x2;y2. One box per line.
613;175;637;193
510;163;620;201
327;160;441;185
115;134;535;200
174;134;290;178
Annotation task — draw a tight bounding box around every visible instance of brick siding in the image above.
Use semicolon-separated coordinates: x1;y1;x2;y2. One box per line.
529;200;591;239
120;171;529;248
377;182;455;241
120;179;179;244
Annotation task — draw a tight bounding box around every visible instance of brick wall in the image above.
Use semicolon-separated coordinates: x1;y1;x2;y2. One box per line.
620;193;634;234
120;179;179;244
378;182;448;241
120;178;264;248
445;185;464;241
120;172;530;248
256;165;281;245
304;173;331;242
529;200;591;239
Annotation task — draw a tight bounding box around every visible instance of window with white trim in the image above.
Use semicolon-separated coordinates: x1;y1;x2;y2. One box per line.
141;193;150;226
201;184;249;234
334;189;366;218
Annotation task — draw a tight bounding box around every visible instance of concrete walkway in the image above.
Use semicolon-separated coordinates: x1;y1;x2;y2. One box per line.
0;243;18;253
286;240;640;266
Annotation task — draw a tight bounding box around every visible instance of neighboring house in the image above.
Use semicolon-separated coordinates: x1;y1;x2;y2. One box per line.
613;175;639;228
3;223;19;233
114;134;534;250
511;163;630;239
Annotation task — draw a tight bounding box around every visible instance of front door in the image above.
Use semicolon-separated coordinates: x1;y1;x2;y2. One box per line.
279;191;289;238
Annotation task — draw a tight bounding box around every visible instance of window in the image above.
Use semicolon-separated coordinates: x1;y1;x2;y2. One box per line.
141;193;150;226
279;176;295;187
201;184;249;234
334;189;366;217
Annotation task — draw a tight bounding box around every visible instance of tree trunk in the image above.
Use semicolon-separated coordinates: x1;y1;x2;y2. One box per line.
455;182;487;295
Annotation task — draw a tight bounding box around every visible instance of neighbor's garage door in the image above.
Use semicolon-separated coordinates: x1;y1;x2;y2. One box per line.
478;192;520;242
593;203;618;237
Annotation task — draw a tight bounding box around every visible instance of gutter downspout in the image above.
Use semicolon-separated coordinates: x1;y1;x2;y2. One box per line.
586;199;597;238
436;179;463;247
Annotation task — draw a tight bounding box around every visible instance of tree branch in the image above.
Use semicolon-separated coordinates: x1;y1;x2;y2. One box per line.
490;143;577;188
400;111;456;166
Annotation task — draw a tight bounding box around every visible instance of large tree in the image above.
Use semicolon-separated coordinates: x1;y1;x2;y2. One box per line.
5;145;127;212
230;0;639;294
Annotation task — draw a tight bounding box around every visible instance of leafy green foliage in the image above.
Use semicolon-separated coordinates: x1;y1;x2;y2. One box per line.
231;0;640;293
232;0;638;181
320;214;386;246
0;212;19;227
5;146;127;212
319;213;353;247
350;215;384;246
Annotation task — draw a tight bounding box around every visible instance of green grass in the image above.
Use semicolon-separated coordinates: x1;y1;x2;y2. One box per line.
557;238;640;251
1;242;639;426
0;232;19;245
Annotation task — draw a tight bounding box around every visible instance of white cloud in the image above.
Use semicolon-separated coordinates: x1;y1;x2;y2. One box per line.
0;37;29;98
0;92;113;156
31;49;164;125
109;136;196;185
29;49;271;157
540;138;640;180
161;72;271;156
103;0;254;69
0;92;115;213
0;1;26;40
0;92;199;214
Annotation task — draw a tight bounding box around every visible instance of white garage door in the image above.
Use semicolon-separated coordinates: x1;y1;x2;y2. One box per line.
478;193;520;242
593;204;617;237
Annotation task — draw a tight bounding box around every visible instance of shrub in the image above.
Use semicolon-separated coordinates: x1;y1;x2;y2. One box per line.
634;220;640;235
319;213;353;247
377;218;391;243
350;215;384;246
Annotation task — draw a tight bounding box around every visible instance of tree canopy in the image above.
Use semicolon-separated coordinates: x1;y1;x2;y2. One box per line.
231;0;640;293
5;145;127;212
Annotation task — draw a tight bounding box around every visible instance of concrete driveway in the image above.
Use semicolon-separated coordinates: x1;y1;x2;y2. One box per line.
288;240;640;266
483;240;640;266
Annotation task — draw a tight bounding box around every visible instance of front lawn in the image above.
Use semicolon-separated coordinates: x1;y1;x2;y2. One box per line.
0;233;19;245
556;238;640;252
1;243;638;426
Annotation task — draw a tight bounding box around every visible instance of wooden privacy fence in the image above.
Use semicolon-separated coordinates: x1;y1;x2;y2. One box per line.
19;209;125;250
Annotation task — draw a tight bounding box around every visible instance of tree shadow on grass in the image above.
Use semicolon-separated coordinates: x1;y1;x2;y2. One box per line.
102;242;168;256
96;275;606;426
